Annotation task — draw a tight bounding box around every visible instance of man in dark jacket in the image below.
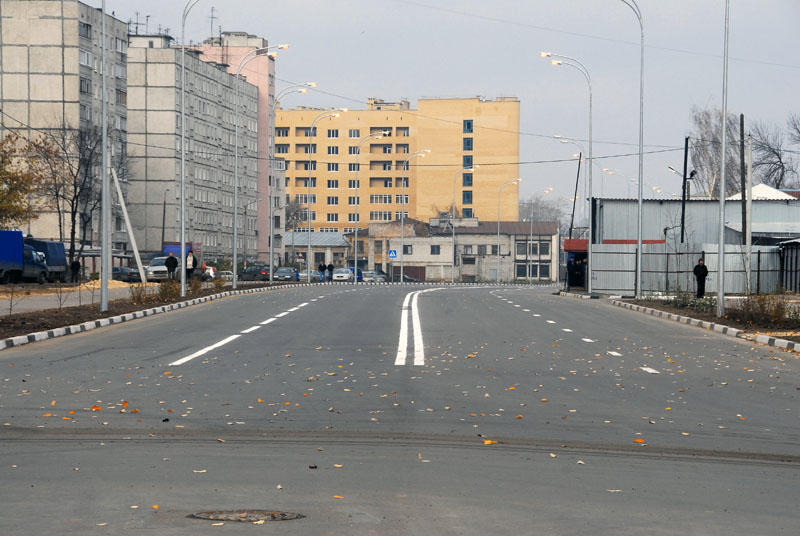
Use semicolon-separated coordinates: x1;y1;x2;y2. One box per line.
693;258;708;298
70;259;82;283
165;252;178;280
318;262;327;281
327;263;335;282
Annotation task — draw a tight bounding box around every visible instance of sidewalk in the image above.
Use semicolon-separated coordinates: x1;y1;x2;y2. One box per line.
0;286;135;316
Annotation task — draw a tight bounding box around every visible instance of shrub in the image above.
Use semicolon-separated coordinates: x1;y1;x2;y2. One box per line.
189;276;203;295
158;279;180;301
128;283;148;305
731;293;799;327
213;278;226;290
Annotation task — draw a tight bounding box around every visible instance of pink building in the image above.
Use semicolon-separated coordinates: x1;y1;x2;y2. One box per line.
192;32;284;265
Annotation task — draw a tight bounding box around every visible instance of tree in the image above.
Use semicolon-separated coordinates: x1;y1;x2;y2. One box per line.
751;120;797;189
689;105;741;197
284;199;304;265
0;133;44;229
519;195;569;236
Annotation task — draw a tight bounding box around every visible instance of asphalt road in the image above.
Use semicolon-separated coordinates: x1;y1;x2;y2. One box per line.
1;284;798;535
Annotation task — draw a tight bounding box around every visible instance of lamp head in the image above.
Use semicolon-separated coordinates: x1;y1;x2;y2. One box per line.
298;88;308;94
540;51;552;58
278;44;290;50
267;52;278;59
551;59;562;66
306;82;318;88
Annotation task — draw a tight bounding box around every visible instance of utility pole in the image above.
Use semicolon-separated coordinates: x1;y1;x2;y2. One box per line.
745;134;753;293
739;113;746;245
680;136;689;243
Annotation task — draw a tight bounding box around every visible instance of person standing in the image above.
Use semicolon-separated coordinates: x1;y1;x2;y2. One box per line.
318;262;327;281
70;258;82;283
693;258;709;298
186;250;197;279
327;263;334;282
165;252;178;280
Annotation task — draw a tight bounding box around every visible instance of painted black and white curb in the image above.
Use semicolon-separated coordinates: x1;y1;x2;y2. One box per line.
558;290;600;299
611;300;800;354
0;281;557;351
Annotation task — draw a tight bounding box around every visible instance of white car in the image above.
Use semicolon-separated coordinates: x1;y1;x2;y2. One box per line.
332;267;353;281
146;257;169;280
218;270;233;281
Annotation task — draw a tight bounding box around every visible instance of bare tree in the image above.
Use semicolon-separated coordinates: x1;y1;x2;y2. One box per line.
689;105;741;197
751;120;797;189
787;113;800;146
284;199;304;265
519;195;569;236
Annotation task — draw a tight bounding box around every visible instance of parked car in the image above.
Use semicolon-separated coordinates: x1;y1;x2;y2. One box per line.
24;239;67;282
112;266;141;283
146;256;169;280
299;269;323;282
238;265;269;281
202;265;217;281
218;270;234;281
392;273;419;282
362;270;387;282
332;267;353;282
274;267;299;281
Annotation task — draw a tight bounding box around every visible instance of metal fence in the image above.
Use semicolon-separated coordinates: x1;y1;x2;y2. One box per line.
591;243;780;296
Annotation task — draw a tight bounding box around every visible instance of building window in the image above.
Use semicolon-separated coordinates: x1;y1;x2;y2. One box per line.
295;194;317;204
299;210;316;221
394;211;408;221
348;163;360;172
431;245;441;255
395;194;408;204
115;37;127;53
383;162;393;171
516;264;527;278
328;146;338;155
327;179;339;189
298;177;316;187
370;211;392;221
463;245;473;254
529;264;538;278
300;161;317;171
276;144;289;154
348;146;359;155
79;22;92;39
348;213;359;222
516;242;526;255
79;49;92;67
463;137;473;151
328;129;339;138
349;129;360;138
382;145;392;154
462;173;473;187
397;177;409;188
114;63;126;79
276;127;289;137
529;242;538;255
327;213;339;222
397;127;410;137
462;256;476;265
79;104;92;121
382;178;393;187
370;194;392;204
327;196;339;205
478;245;487;256
348;196;360;205
403;244;413;255
374;240;382;254
540;242;551;256
463;155;473;168
539;263;551;279
462;208;473;218
328;163;339;172
492;245;498;255
348;179;360;189
462;191;472;205
79;77;92;95
463;119;473;133
301;127;316;137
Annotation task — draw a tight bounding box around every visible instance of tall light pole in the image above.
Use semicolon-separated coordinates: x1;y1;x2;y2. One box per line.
100;0;109;311
450;165;475;283
242;198;261;270
543;53;593;293
400;149;430;281
618;0;645;298
497;178;521;283
232;44;287;290
180;0;200;298
556;137;585;223
307;109;344;282
717;0;731;317
270;82;315;283
352;131;388;283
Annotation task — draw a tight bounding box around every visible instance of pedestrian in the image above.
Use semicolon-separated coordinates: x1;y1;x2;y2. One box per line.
70;258;81;283
327;262;334;282
165;252;178;280
318;262;327;281
693;258;709;298
186;250;197;279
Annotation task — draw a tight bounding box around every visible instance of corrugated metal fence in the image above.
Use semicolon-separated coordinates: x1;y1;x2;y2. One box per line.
591;243;780;295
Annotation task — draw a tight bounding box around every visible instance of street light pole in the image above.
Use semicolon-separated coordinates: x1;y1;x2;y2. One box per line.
450;165;475;283
180;0;200;298
717;0;731;318
100;0;109;312
400;149;429;281
352;132;387;283
497;179;521;283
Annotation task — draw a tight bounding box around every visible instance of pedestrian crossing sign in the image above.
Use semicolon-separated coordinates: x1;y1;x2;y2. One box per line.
388;249;397;259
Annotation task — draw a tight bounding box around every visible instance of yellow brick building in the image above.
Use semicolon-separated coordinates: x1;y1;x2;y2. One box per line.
275;97;520;233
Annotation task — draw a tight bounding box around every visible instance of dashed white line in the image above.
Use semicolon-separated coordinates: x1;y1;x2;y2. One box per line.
546;320;556;324
640;366;660;374
240;326;261;334
533;314;541;317
260;318;276;325
275;312;289;318
298;302;309;307
170;335;241;366
514;304;521;308
607;351;622;357
288;307;299;312
582;338;596;343
562;328;573;332
523;309;530;312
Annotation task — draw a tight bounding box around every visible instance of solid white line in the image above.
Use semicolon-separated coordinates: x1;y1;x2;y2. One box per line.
170;335;241;366
298;302;309;307
640;366;660;374
412;291;425;366
288;307;299;312
241;326;261;334
394;291;415;366
275;312;289;317
260;318;276;325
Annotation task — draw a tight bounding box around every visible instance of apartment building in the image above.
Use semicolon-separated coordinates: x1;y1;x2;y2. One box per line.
276;96;520;234
126;34;258;262
0;0;128;246
192;31;284;265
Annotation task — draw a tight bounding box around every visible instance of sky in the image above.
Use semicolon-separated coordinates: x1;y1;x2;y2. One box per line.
93;0;800;219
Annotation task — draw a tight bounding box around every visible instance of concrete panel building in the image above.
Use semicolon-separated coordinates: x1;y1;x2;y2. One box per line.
0;0;128;248
276;96;520;234
126;34;258;262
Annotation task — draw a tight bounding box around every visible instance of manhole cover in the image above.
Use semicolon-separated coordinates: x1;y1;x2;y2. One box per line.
190;510;305;522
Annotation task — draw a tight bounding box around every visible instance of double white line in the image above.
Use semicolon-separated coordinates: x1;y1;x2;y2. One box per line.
395;288;442;366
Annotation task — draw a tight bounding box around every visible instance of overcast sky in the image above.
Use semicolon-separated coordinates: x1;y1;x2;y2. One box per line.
94;0;800;210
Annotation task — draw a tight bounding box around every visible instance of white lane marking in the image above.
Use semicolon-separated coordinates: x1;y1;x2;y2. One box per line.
411;291;425;366
275;312;289;317
298;302;309;307
607;351;622;357
562;328;573;332
523;309;530;312
546;320;556;324
640;366;660;374
582;338;596;343
260;318;276;325
533;314;541;317
514;304;521;308
241;326;261;334
394;292;414;366
170;335;241;366
288;307;299;312
311;299;318;302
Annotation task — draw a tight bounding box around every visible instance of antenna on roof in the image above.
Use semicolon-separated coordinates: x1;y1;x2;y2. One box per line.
209;7;217;39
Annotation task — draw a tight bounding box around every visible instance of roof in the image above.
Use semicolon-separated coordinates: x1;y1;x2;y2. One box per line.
284;232;349;248
727;183;796;200
725;222;800;236
454;221;558;236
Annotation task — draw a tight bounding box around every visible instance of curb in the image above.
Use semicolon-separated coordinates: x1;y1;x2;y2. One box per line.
610;299;800;354
558;290;600;299
0;281;557;351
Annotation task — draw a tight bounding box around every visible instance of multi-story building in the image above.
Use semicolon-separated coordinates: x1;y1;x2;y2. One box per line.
0;0;128;249
126;34;258;262
276;96;520;235
192;31;284;266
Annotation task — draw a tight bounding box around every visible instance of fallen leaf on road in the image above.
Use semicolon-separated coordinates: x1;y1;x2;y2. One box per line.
51;400;56;407
634;438;645;444
515;415;524;419
152;505;159;510
549;453;557;458
91;405;102;411
483;440;498;445
193;469;207;474
333;496;344;499
121;401;129;408
539;398;549;402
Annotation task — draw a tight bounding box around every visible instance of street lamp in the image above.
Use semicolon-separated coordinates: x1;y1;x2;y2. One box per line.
617;0;645;298
543;51;593;293
351;131;389;283
450;165;476;283
270;82;316;283
307;109;345;282
399;149;430;281
232;44;287;290
180;0;201;298
497;178;521;283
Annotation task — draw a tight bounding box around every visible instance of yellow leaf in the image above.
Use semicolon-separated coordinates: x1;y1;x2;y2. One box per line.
257;398;263;403
333;464;343;468
634;438;645;444
152;505;159;510
42;413;53;417
121;401;129;408
51;400;56;407
515;414;524;419
333;495;344;499
539;398;549;402
91;405;102;412
483;440;498;445
163;371;172;375
508;386;516;391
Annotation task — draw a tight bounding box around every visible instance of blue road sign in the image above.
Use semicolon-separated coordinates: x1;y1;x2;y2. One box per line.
388;249;397;259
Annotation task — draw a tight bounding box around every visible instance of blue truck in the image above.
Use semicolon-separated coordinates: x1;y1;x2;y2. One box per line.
0;230;50;284
24;238;67;282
